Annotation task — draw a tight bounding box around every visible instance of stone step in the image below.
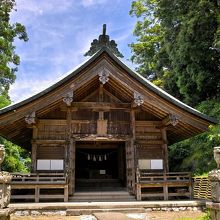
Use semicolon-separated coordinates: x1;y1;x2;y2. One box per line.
76;187;125;191
76;179;123;188
66;208;146;216
69;191;136;202
74;191;132;196
69;198;136;202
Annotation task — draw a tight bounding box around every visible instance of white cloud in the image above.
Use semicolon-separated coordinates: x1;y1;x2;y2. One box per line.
9;78;55;103
15;0;73;14
8;0;135;103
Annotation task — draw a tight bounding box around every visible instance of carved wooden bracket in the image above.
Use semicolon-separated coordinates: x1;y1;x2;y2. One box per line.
134;91;144;106
63;91;73;106
98;68;109;84
169;114;179;126
25;112;36;125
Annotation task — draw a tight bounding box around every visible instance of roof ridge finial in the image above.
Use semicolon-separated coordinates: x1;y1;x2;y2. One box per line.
84;24;124;58
103;24;106;36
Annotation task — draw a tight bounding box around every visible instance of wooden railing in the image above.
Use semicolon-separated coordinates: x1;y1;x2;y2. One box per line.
136;169;193;201
11;173;68;202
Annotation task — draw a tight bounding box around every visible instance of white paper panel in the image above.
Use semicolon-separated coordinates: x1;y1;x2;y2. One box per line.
138;159;151;169
51;160;64;170
150;159;163;169
37;160;50;170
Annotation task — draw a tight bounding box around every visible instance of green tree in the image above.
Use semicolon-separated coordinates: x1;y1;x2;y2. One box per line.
0;0;28;97
130;0;220;174
1;137;31;172
130;0;220;106
0;0;30;172
169;100;220;174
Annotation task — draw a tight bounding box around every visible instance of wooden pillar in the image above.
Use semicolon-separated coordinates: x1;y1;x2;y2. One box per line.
125;139;135;194
66;107;76;196
35;186;39;203
64;144;68;172
136;184;141;201
64;185;69;202
72;139;76;193
68;138;76;195
161;128;169;173
32;125;38;172
32;143;37;172
33;125;38;139
163;183;168;200
130;108;137;194
130;109;136;139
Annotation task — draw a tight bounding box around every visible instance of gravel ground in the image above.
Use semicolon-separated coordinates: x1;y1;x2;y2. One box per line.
11;211;206;220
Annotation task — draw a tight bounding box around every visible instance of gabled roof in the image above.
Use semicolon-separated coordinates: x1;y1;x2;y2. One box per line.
0;47;217;149
0;47;217;123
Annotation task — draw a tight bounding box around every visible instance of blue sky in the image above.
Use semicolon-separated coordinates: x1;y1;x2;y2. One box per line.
10;0;137;103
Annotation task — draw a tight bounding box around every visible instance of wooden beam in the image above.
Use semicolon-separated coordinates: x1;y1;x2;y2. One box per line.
72;102;131;110
77;144;119;149
72;134;128;141
38;119;67;125
32;140;66;144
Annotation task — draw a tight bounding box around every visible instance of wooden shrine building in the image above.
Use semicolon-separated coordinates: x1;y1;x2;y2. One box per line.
0;25;216;202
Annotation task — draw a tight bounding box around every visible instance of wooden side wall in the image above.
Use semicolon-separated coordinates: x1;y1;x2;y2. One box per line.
37;146;65;159
135;119;166;171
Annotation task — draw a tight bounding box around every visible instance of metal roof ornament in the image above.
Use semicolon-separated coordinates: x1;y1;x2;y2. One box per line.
63;91;73;106
134;91;144;106
169;114;179;126
98;68;109;84
25;112;36;124
84;24;124;58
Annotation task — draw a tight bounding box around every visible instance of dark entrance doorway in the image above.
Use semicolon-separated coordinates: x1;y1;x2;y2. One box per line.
75;141;126;191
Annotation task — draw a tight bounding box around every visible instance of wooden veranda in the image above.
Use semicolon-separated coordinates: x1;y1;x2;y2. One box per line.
10;171;193;202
